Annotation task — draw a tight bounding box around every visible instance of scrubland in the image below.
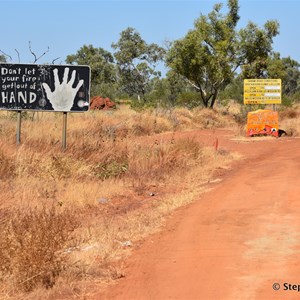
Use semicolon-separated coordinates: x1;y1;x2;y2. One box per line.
0;103;298;299
278;104;300;136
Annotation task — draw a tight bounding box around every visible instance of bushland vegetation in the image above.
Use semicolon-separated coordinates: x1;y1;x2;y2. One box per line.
0;104;239;299
1;100;300;299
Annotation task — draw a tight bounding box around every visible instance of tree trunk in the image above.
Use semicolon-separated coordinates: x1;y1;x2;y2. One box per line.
203;99;208;108
209;91;218;109
199;88;218;109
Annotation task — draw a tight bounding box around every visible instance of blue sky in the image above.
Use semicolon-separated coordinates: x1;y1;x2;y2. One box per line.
1;0;299;75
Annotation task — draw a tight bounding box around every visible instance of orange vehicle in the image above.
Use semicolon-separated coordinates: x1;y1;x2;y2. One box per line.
247;109;278;137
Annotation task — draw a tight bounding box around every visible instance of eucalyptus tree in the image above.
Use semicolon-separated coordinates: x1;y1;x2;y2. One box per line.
66;44;117;97
239;21;280;78
266;52;300;95
166;0;279;108
112;27;165;104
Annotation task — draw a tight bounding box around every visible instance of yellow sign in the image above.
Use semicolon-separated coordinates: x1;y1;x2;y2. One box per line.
244;79;281;104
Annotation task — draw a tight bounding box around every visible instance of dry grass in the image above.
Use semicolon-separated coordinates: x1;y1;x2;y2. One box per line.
278;106;299;120
278;105;300;136
1;101;299;299
126;137;203;194
0;106;239;299
192;108;236;129
0;206;79;294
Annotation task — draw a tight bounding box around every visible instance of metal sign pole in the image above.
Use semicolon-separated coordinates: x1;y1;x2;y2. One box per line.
62;112;67;150
16;110;22;145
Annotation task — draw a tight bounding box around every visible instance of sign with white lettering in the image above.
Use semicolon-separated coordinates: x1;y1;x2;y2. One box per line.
0;63;90;112
244;79;281;105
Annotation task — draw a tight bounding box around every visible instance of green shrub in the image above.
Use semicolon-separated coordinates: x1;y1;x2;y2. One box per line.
93;161;128;180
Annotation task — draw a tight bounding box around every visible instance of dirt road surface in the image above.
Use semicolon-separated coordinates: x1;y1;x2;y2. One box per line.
96;131;300;300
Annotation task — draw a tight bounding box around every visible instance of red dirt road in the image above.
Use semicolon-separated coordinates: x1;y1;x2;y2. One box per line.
97;132;300;300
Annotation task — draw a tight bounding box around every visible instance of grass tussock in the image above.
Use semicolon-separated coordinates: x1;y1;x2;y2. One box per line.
278;106;300;136
192;108;235;128
0;206;79;293
279;107;299;120
0;148;15;179
126;138;203;194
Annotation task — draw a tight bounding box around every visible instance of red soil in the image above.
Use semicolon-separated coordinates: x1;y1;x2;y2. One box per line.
95;130;300;300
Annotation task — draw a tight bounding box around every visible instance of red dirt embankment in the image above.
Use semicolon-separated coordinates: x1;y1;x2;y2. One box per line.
96;131;300;300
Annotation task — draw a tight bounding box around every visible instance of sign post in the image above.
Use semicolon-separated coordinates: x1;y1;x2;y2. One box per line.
62;112;67;150
16;110;21;145
244;79;281;137
0;63;90;148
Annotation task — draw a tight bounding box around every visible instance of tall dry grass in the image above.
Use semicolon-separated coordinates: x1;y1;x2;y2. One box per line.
0;206;79;293
278;105;300;136
0;106;239;299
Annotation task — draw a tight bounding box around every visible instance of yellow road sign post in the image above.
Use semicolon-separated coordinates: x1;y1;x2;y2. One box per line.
244;79;281;105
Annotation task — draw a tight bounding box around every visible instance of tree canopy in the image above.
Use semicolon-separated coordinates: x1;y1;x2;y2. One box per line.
266;52;300;95
62;0;300;108
166;0;279;108
66;45;116;97
112;27;165;103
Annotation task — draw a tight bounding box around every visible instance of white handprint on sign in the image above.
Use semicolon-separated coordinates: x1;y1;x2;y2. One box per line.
42;67;84;111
